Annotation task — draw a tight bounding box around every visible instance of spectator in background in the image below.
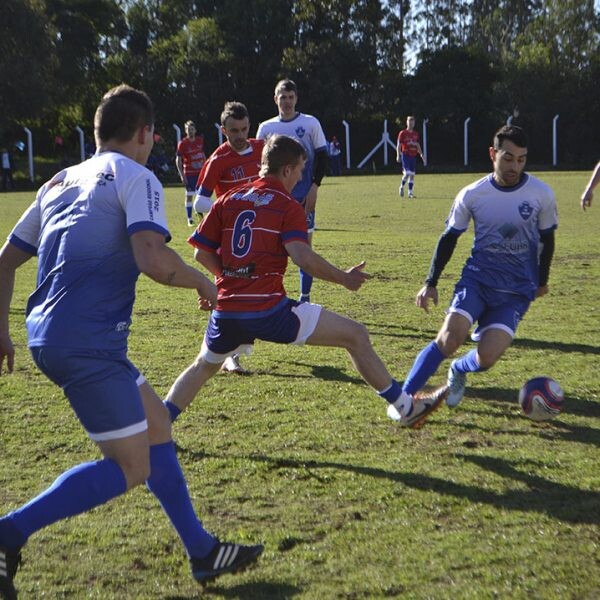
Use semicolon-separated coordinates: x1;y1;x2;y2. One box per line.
1;147;14;192
329;136;342;176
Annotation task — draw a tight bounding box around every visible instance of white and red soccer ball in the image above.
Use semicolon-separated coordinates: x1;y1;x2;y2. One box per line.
518;377;564;421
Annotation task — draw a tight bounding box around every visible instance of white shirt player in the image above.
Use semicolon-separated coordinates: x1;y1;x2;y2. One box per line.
446;173;558;298
256;113;327;201
8;151;170;350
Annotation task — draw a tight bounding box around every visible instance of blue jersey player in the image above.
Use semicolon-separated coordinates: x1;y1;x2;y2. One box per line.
0;85;262;599
388;125;558;422
256;79;329;303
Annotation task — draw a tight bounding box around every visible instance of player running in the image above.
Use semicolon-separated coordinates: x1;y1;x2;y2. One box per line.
388;125;558;421
176;120;206;225
396;116;425;198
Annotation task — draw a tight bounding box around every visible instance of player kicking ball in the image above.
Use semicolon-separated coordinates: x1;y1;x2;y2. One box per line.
163;134;446;428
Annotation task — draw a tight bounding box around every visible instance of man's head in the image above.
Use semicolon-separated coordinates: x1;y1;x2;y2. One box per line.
220;102;250;152
274;79;298;120
94;85;155;164
184;120;197;138
259;134;306;193
489;125;528;187
406;116;416;130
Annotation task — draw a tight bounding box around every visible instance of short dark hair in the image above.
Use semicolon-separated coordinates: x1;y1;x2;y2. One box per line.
493;125;528;150
259;134;306;176
94;84;154;144
274;79;297;96
221;102;249;126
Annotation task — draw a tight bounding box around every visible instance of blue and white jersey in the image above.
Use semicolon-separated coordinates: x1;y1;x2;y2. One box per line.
446;173;558;299
256;112;327;202
8;151;170;351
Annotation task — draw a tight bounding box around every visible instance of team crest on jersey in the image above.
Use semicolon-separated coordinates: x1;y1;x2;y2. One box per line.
518;201;533;220
498;223;519;239
295;126;306;138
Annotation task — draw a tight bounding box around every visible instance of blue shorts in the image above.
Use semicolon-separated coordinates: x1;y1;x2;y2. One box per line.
401;154;417;175
184;175;197;193
30;347;148;442
201;298;322;363
448;278;531;340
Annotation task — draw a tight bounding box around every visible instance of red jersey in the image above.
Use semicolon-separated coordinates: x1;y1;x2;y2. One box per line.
176;136;206;176
189;176;308;314
397;129;420;157
196;138;264;199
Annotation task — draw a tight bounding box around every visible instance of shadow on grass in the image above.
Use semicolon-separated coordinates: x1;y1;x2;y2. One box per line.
164;581;301;599
252;362;363;385
513;337;600;355
176;447;600;525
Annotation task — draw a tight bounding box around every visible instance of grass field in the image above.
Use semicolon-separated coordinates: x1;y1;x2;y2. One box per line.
1;171;599;599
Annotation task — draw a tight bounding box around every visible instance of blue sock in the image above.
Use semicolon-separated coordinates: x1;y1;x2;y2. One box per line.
186;203;192;219
300;270;313;298
408;179;414;193
453;349;484;373
403;341;446;396
146;442;217;559
401;177;407;189
0;459;127;547
164;400;182;423
377;379;402;403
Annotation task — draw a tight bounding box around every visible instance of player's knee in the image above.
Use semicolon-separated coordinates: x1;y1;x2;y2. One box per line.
476;348;501;370
348;321;371;350
118;456;151;489
435;330;463;357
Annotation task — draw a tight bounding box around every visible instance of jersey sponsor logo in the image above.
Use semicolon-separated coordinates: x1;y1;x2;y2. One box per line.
295;126;306;138
221;263;256;278
115;321;130;332
95;171;115;186
518;201;533;220
230;189;274;207
498;223;519;239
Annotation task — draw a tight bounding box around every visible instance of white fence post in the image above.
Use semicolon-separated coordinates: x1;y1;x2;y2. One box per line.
552;114;559;166
463;117;471;167
23;127;34;183
75;126;85;162
342;120;351;169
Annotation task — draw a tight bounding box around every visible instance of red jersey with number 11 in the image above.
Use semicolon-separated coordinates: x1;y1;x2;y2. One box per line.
188;176;308;314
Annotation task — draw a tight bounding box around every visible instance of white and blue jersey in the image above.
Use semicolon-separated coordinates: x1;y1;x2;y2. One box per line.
446;173;558;299
256;113;327;202
8;151;170;352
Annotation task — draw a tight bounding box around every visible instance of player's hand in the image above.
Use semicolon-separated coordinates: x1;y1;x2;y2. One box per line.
304;184;318;216
0;333;15;376
416;285;438;313
581;189;593;211
535;285;549;298
343;261;371;291
421;155;427;166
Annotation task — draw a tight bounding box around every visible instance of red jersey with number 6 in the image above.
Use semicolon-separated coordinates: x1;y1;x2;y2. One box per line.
188;176;308;313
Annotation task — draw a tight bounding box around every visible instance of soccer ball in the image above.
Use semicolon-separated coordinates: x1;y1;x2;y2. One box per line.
518;377;564;421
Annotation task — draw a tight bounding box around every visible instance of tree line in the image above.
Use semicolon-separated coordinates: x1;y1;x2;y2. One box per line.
1;0;598;169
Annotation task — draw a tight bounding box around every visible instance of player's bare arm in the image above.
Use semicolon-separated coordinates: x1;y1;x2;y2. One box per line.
194;247;222;278
415;285;439;313
130;230;217;303
285;240;370;291
0;242;34;374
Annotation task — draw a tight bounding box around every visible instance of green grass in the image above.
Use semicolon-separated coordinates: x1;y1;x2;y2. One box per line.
1;171;599;599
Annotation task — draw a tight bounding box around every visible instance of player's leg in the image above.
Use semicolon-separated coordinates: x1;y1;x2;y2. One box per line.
0;348;149;594
303;307;443;427
184;175;196;225
299;225;314;302
447;297;527;407
408;174;415;197
164;352;221;418
165;315;252;419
